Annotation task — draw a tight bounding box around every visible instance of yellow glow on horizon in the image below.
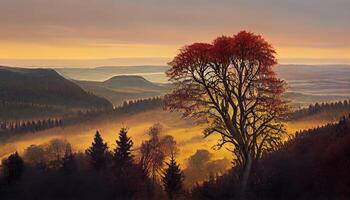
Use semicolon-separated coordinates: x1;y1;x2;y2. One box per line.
276;46;350;59
0;41;349;62
0;41;178;59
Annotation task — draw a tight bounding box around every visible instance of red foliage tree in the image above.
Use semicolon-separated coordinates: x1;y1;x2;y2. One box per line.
165;31;288;194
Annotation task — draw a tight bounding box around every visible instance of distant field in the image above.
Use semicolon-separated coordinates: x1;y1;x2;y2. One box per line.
276;64;350;106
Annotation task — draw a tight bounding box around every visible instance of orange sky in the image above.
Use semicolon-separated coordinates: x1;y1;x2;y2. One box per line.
0;0;349;66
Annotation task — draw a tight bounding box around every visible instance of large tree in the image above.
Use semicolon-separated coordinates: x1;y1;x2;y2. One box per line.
165;31;288;193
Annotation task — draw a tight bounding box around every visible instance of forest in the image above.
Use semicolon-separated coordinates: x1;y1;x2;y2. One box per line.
0;125;182;199
0;97;163;140
191;115;350;199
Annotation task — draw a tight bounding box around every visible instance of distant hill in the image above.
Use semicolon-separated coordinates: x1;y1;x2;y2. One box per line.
56;64;350;107
0;66;113;120
56;65;168;82
74;75;170;105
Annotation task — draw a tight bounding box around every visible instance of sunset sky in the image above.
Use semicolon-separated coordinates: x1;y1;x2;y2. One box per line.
0;0;349;67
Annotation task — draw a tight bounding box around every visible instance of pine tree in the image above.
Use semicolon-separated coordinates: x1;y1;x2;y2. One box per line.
2;152;24;183
161;155;184;200
85;131;109;169
113;127;134;167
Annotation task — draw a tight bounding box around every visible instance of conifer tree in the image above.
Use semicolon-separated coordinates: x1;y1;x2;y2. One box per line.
161;154;184;200
113;127;134;167
85;131;109;169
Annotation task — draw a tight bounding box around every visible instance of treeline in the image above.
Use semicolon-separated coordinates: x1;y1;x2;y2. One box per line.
0;97;164;137
0;124;185;200
294;114;350;139
0;100;63;121
290;99;350;120
0;100;62;110
0;118;62;135
114;96;163;114
191;115;350;199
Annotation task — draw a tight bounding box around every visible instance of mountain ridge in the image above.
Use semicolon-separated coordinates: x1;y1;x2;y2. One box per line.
0;66;113;120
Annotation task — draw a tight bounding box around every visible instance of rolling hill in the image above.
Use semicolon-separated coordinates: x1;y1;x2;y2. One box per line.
56;65;168;82
0;66;113;120
74;75;170;105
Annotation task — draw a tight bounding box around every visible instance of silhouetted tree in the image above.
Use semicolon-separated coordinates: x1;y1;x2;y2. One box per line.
85;131;109;169
1;152;24;183
113;127;134;167
140;124;177;182
46;139;72;169
165;31;288;194
161;154;184;200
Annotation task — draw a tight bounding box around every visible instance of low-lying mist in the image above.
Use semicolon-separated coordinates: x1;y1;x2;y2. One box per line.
0;109;336;169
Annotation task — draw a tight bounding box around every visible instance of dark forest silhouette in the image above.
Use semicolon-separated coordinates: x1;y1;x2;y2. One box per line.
0;126;184;200
191;115;350;199
2;114;349;199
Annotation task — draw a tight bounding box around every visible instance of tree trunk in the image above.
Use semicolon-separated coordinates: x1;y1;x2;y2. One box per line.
240;154;252;199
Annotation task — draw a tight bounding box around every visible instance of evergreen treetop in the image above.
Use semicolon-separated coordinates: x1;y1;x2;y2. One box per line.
162;154;184;200
114;127;134;167
85;131;109;169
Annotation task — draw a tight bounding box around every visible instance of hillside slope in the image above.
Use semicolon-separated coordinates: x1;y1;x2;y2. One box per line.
192;115;350;199
0;66;112;119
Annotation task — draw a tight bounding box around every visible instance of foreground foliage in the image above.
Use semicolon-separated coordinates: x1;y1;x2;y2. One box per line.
0;128;162;200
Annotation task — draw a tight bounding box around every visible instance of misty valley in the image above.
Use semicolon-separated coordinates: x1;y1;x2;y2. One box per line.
0;0;349;192
0;60;349;200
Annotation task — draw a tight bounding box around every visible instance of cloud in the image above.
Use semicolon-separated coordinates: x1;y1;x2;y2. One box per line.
0;0;349;63
0;0;349;46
